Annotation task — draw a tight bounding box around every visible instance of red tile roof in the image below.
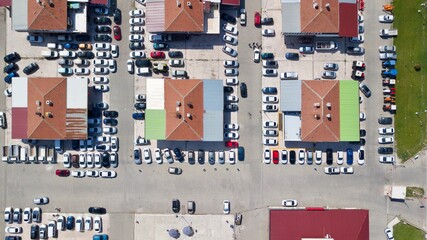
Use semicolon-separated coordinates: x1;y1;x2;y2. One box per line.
301;0;339;34
270;209;369;240
221;0;240;6
165;0;204;32
339;2;358;37
28;0;68;31
11;108;28;139
301;80;340;142
164;79;204;140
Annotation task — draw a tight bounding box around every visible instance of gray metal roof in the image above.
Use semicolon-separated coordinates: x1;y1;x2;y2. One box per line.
280;80;301;112
12;0;28;31
203;80;223;141
146;0;165;33
281;0;300;33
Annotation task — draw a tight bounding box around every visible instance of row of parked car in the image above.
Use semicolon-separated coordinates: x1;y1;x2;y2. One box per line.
3;52;39;85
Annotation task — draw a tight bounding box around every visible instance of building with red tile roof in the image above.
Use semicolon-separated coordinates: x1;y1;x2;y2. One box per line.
11;77;88;140
281;0;358;37
270;208;369;240
145;78;223;141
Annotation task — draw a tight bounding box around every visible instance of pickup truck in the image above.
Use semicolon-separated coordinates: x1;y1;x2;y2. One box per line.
153;63;168;73
379;29;398;37
382;60;396;69
38;145;46;162
2;146;8;162
383;78;396;86
315;41;338;51
29;146;37;162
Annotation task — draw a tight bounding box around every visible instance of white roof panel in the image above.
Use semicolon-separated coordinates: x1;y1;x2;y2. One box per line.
66;77;87;108
12;77;28;108
284;114;302;141
146;78;165;109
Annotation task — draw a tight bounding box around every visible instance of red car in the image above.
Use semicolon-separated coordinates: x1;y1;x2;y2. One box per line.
150;51;165;59
225;141;239;148
55;169;70;177
113;26;121;41
254;12;261;27
273;150;279;164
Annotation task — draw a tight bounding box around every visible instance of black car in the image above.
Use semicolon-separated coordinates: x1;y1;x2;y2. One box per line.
326;149;333;165
173;148;184;162
101;153;110;167
88;207;107;214
77;51;95;59
66;216;75;230
188;150;195;165
94;17;111;25
238;146;245;161
75;34;91;42
96;145;109;151
23;62;39;74
262;87;277;94
114;8;122;24
261;17;274;25
378;117;392;124
134;102;146;110
103;110;118;118
261;53;274;59
359;149;364;160
289;150;296;164
224;86;234;94
135;59;151;68
95;26;111;33
285;52;299;60
30;224;39;239
172;199;180;213
103;118;118;126
378;147;393;154
264;60;278;68
129;42;144;50
240;82;247;98
197;150;204;164
3;63;17;74
5;236;21;240
72;140;79;151
94;34;112;42
360;129;366;137
220;13;237;24
4;52;20;63
168;51;183;58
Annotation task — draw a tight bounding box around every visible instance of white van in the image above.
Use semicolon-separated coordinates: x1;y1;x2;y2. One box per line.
54;140;63;154
47;43;63;50
41;50;58;58
48;220;57;238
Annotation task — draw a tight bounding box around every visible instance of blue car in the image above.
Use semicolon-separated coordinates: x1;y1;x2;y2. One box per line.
93;234;109;240
66;216;75;230
285;52;299;60
132;112;144;120
64;43;78;50
4;72;17;84
346;148;353;165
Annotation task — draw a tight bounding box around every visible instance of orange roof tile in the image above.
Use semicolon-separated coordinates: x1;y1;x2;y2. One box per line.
165;0;204;32
164;79;204;140
301;0;339;33
301;80;340;142
28;0;68;31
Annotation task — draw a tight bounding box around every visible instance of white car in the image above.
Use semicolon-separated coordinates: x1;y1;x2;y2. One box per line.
127;60;134;73
111;136;118;152
94;217;102;233
224;123;239;130
298;150;305;164
225;95;239;102
282;199;298;207
103;127;117;134
33;197;49;205
315;150;322;165
224;132;239;139
100;170;117;178
263;138;277;146
23;208;31;223
59;50;76;58
337;150;344;165
72;170;85;178
86;170;99;177
263;130;277;136
94;43;110;50
224;68;239;76
379;45;396;53
253;48;260;62
379;15;394;23
263;69;278;76
85;216;93;231
229;150;236;164
262;96;278;103
86;153;94;168
263;121;277;128
63;153;71;168
129;51;146;58
5;226;22;234
223;24;238;35
222;46;237;57
281;150;288;164
169;59;183;67
74;68;90;75
223;200;230;214
384;228;394;240
379;156;395;163
79;153;86;168
280;72;298;79
129;18;145;25
57;216;65;231
262;104;278;112
94;153;102;168
93;67;109;75
143;148;152;164
324;167;340;174
155;148;162;164
96;51;111;59
263;148;271;163
108;59;116;73
4;207;12;223
378;137;394;144
222;35;238;45
379;53;397;60
93;76;109;84
111;45;118;58
378;127;394;135
129;9;144;17
130;26;144;33
262;29;275;36
129;34;144;42
224;60;239;68
358;146;365;165
75;217;83;232
240;8;246;25
360;112;366;121
340;167;354;174
94;59;108;66
226;78;238;85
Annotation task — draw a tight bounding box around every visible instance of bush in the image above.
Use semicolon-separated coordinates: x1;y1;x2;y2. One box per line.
414;64;421;71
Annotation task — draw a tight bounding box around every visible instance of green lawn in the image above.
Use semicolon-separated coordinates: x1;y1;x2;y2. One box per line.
394;0;427;161
394;222;425;240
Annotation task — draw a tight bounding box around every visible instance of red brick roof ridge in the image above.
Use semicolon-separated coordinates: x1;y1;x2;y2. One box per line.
321;83;339;141
28;5;67;30
301;81;323;138
165;8;203;32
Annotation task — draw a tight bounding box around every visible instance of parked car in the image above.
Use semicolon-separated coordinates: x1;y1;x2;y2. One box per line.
280;72;298;79
262;29;275;36
223;24;238;35
263;69;277;76
223;35;238;45
347;47;365;55
299;46;314;53
323;63;339;71
378;117;392;124
282;199;298;207
222;46;237;57
324;167;340;174
23;62;39;74
359;83;371;97
321;71;337;79
379;156;395;163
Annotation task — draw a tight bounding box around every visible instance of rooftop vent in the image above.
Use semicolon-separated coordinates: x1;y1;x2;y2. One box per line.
45;112;53;118
36;0;41;4
176;101;181;107
48;0;54;7
326;102;331;108
313;2;319;9
36;100;41;106
314;102;320;108
314;114;320;120
325;3;330;10
46;100;52;106
186;113;192;120
177;0;181;7
326;113;331;119
187;103;193;109
35;112;42;116
187;1;192;8
176;113;182;119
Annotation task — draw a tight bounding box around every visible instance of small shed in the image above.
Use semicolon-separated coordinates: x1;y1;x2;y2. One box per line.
385;185;406;200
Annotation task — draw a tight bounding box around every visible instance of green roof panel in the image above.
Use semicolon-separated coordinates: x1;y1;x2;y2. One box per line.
339;81;360;141
145;109;166;140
